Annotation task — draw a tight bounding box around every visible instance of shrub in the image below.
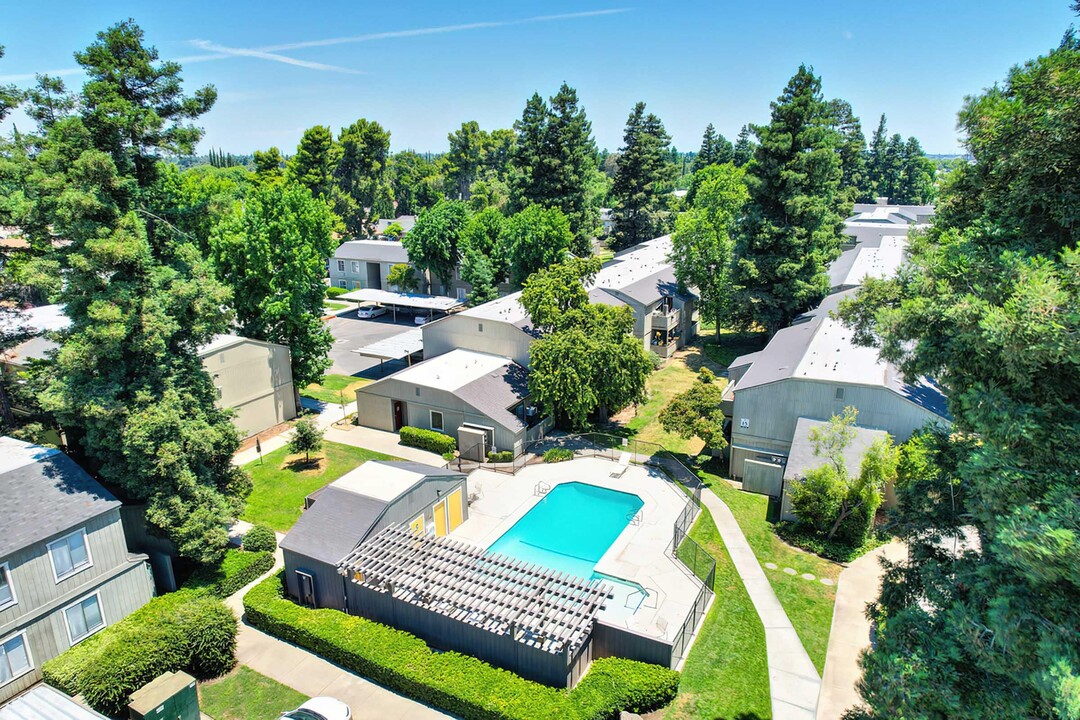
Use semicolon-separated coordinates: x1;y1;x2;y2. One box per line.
400;426;457;455
243;573;678;720
43;590;237;716
487;450;514;463
442;451;457;462
244;525;278;554
543;447;574;463
326;285;348;298
776;521;886;563
188;547;275;598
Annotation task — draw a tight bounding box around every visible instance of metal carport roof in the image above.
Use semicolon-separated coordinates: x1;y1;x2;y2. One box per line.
337;288;465;312
352;328;424;362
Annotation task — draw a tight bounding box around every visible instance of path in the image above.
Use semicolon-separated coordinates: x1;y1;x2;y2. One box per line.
224;552;452;719
816;542;906;720
700;488;821;720
232;398;444;467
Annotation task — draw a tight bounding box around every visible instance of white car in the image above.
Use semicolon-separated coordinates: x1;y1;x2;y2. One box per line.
281;697;352;720
356;304;387;319
414;313;431;325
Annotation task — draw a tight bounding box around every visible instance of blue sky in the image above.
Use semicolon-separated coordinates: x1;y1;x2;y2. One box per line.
1;1;1076;154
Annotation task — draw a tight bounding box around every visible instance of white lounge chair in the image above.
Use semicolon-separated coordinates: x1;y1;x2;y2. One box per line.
610;451;631;478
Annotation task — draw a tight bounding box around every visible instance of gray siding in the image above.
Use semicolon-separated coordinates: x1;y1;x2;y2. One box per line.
283;556;346;611
422;315;533;367
729;378;945;478
0;509;154;703
592;621;675;669
201;340;297;438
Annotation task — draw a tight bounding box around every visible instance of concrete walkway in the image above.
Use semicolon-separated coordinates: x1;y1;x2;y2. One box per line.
700;488;821;720
816;542;906;720
224;553;452;719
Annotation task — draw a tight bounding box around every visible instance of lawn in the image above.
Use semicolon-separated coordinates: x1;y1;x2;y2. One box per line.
323;300;349;312
666;509;771;720
698;462;841;674
301;373;372;405
200;666;307;720
241;440;397;531
700;329;769;367
616;346;726;454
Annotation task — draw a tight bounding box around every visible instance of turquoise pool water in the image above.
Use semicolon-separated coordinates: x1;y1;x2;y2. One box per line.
487;482;644;580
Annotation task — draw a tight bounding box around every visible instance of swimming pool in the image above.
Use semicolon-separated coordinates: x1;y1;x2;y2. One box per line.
486;482;644;580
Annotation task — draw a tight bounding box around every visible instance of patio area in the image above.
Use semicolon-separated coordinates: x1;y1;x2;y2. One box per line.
452;456;706;652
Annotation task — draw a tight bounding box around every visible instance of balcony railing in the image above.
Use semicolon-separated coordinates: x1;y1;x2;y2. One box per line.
651;307;680;330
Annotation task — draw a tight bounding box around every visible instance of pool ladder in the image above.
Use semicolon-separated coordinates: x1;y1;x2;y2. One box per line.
627;510;643;526
534;481;551;496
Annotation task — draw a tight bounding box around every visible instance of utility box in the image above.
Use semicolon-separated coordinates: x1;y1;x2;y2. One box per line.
128;670;200;720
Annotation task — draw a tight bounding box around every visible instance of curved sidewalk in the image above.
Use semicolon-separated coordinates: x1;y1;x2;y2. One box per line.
700;489;821;720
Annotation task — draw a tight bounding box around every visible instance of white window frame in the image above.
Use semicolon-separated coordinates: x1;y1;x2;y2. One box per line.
47;528;93;583
430;410;444;432
336;260;345;272
0;632;33;687
351;261;361;274
0;563;15;611
62;592;106;646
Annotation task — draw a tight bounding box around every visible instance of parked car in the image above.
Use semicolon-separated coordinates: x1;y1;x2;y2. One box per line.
281;697;352;720
357;303;387;319
414;313;430;325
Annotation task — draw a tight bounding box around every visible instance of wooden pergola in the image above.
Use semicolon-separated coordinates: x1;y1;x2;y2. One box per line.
338;525;613;654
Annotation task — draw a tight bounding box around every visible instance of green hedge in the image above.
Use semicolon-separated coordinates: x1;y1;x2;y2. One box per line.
326;285;348;298
43;590;237;716
400;426;457;455
243;573;678;720
187;548;275;598
544;447;574;463
243;525;278;554
487;450;514;463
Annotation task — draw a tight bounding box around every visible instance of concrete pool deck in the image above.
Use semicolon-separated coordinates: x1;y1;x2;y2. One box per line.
452;456;704;645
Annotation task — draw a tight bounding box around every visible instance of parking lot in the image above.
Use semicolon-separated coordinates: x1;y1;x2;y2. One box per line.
325;309;416;377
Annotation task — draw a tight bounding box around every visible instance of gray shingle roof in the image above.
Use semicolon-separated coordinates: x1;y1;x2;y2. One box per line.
279;486;387;565
454;363;530;432
0;438;120;558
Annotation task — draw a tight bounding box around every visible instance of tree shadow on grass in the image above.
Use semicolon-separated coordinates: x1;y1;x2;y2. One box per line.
283;456;326;474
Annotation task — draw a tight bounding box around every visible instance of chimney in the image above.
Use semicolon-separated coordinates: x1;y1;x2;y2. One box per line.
875;196;889;206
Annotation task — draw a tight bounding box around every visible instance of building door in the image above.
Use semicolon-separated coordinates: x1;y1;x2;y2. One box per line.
296;570;316;608
447;488;464;532
393;401;405;431
433;499;447;536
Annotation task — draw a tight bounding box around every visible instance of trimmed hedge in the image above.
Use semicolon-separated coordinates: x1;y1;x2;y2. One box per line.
487;450;514;463
543;447;574;463
43;590;237;716
326;285;348;298
187;547;275;598
243;573;678;720
243;524;278;554
400;426;457;455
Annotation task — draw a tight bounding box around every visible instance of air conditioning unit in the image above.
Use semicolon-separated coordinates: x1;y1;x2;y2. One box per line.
128;670;199;720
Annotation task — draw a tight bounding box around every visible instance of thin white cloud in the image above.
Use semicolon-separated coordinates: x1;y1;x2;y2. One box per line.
188;40;364;74
0;67;85;83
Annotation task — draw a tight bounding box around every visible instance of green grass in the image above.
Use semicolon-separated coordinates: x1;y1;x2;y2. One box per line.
301;373;372;404
666;509;771;720
700;330;769;367
200;666;308;720
323;300;349;312
699;464;841;674
241;440;397;531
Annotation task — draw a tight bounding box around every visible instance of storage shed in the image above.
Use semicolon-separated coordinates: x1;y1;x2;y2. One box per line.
279;461;467;611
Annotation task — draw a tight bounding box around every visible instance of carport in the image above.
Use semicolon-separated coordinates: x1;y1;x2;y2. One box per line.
353;328;424;374
337;288;465;323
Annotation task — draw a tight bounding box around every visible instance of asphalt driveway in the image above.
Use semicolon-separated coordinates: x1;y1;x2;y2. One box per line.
325;309;414;377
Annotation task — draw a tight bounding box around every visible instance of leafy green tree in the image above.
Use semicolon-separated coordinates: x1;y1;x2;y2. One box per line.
670;163;748;339
252;147;284;184
388;150;443;216
386;263;419;292
732;65;847;334
289;125;338;199
838;26;1080;719
828;99;869;202
519;256;601;331
401;198;469;292
75;19;216;188
0;47;21;122
334;118;392;236
446;120;489;200
610;102;674;250
459;249;499;305
732;124;755;167
658;375;728;452
896;136;936;204
149;163;250;254
502;204;573;286
461;206;507;281
288;416;324;463
22;74;77;134
210;182;336;391
692;123;733;171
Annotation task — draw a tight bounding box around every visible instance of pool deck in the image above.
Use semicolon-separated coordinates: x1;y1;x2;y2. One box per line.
452;456;703;645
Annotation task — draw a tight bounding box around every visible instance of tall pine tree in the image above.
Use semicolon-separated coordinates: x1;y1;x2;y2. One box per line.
610;102;674;250
732;65;848;334
732;124;755;167
828;99;869;202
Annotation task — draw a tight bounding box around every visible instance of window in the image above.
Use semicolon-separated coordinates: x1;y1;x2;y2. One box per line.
336;280;347;289
835;387;845;400
430;410;444;432
352;261;360;274
0;633;31;685
0;564;14;610
456;287;467;301
478;323;483;333
415;388;421;397
48;529;92;582
64;594;105;644
336;260;345;272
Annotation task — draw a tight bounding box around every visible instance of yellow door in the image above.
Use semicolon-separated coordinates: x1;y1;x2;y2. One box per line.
409;514;425;536
433;500;447;536
447;488;464;532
